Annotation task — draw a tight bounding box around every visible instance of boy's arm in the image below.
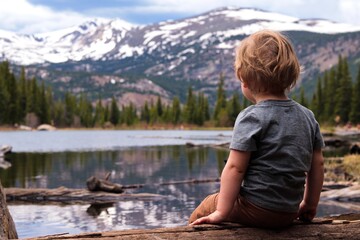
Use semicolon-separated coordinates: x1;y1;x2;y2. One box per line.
298;148;324;222
190;149;250;225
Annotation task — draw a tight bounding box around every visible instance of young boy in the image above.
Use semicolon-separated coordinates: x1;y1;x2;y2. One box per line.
189;30;325;228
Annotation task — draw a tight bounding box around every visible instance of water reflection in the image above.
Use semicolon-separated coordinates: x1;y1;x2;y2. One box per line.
2;145;228;238
0;146;228;189
87;203;114;217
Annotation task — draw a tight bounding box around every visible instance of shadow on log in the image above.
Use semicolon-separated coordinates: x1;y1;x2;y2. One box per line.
24;214;360;240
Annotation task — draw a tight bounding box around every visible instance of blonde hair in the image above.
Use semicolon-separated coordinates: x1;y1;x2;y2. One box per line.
234;30;300;94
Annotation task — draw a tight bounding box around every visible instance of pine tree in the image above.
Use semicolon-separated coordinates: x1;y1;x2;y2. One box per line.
64;93;77;126
109;97;120;125
0;62;11;124
18;67;28;121
184;87;196;124
38;81;50;124
94;96;105;126
312;77;323;121
122;103;137;126
213;73;227;120
26;77;40;115
350;66;360;124
7;72;19;124
227;92;241;126
324;68;337;123
161;105;169;123
141;101;151;124
78;94;93;127
52;100;66;127
156;96;163;120
299;87;308;107
149;100;159;124
335;58;352;124
104;105;110;123
46;87;54;125
194;93;205;126
171;97;181;124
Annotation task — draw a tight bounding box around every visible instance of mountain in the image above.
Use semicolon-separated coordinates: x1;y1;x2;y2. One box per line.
2;7;360;105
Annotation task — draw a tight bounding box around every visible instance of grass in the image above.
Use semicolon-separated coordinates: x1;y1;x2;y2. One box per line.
343;154;360;182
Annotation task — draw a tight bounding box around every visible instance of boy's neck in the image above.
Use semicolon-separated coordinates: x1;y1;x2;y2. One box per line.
253;92;289;104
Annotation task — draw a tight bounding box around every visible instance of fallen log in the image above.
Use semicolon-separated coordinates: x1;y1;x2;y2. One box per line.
24;214;360;240
323;137;351;148
4;187;166;204
321;184;360;202
5;178;221;203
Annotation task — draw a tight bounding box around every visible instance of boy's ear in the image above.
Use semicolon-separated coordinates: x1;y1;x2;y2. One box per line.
242;81;249;89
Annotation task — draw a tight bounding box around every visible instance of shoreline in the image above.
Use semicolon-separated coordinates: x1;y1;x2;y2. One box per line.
1;125;360;135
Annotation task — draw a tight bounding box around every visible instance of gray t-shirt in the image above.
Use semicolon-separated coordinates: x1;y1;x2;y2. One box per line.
230;99;324;213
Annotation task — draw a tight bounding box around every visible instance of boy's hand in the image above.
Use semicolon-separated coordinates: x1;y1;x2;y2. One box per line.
189;210;226;226
297;200;317;222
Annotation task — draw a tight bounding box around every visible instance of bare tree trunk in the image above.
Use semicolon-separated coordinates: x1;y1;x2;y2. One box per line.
0;180;18;239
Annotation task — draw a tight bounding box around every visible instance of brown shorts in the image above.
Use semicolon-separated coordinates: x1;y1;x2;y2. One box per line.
188;193;297;228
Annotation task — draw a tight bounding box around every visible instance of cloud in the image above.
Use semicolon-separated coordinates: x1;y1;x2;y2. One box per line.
129;0;360;25
0;0;90;34
0;0;359;34
339;0;360;25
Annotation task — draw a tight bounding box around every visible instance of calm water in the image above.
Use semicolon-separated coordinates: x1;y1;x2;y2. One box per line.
0;130;358;238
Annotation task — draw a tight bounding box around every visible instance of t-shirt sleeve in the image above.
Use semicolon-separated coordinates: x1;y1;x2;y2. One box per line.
230;110;262;152
313;122;325;149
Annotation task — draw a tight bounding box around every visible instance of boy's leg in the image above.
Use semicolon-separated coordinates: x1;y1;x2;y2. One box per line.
189;194;297;228
228;196;298;228
188;193;218;224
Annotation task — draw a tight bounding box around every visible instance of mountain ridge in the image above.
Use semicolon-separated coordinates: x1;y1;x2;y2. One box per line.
1;7;360;106
2;7;360;66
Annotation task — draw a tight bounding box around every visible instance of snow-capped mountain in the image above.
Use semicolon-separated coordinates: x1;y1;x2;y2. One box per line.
2;7;360;104
1;7;360;66
0;18;134;65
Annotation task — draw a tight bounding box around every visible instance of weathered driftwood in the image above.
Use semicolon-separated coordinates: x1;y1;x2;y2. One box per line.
24;214;360;240
5;178;220;203
323;137;351;147
0;180;18;239
4;187;165;204
321;184;360;202
86;175;124;193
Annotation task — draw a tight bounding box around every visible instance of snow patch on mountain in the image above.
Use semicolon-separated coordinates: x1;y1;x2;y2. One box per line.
1;7;360;66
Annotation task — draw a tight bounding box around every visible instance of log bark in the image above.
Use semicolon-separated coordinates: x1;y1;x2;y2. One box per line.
24;214;360;240
0;180;18;239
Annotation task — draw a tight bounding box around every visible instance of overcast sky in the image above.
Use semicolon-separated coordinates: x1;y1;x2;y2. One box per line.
1;0;360;34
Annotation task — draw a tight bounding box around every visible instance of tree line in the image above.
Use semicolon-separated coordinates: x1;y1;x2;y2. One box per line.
296;56;360;126
0;61;249;128
1;56;359;129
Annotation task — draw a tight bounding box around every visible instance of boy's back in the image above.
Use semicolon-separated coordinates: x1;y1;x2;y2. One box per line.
230;99;324;213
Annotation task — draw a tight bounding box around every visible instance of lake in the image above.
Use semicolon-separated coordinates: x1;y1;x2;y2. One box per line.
0;130;358;238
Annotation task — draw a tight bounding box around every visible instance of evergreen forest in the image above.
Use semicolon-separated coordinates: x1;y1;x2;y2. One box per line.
0;57;359;129
296;56;360;126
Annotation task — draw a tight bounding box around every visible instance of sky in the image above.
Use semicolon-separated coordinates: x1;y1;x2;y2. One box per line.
1;0;360;34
